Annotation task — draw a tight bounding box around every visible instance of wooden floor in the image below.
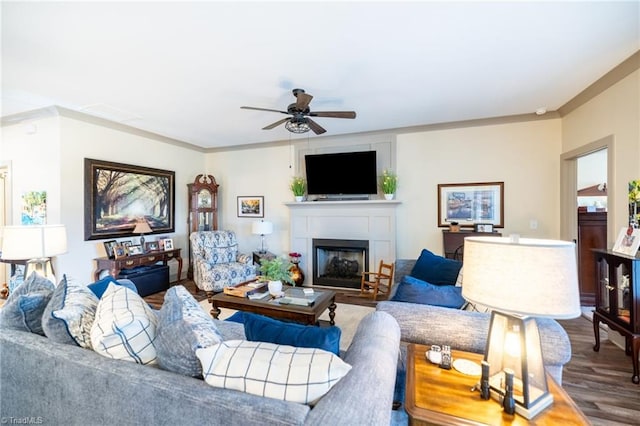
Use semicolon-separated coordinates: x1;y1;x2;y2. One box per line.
146;282;639;424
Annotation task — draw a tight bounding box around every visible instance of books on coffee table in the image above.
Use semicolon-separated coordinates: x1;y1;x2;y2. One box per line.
223;280;267;298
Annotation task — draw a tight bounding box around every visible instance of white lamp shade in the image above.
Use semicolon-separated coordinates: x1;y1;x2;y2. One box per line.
252;220;273;235
1;225;68;260
461;236;581;319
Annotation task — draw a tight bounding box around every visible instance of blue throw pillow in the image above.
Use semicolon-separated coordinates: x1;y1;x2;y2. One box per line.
410;249;462;286
243;313;341;355
390;275;465;309
88;276;137;298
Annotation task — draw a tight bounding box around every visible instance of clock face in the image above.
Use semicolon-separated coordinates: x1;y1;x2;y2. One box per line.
197;189;212;208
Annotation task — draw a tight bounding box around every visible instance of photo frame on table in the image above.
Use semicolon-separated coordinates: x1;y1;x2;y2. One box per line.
237;196;264;218
162;238;174;250
128;244;143;256
113;245;127;259
84;158;175;240
103;240;118;259
437;182;504;228
474;223;494;233
145;241;159;252
612;226;640;256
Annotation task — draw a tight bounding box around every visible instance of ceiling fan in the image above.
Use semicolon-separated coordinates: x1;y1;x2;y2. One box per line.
241;88;356;135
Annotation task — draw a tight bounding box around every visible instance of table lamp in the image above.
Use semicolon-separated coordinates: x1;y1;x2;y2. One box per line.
133;219;152;250
0;224;68;284
252;220;273;254
462;235;580;419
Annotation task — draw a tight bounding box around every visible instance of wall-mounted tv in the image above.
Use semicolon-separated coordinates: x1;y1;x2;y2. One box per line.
305;151;377;196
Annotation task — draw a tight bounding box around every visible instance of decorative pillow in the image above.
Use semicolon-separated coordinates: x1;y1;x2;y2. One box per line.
196;340;352;404
0;273;55;335
42;275;99;347
90;283;158;364
243;313;341;355
225;311;246;323
410;249;463;286
156;285;223;377
88;276;137;298
390;275;466;309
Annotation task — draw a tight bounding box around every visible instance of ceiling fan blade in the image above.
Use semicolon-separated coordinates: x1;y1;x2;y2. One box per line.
262;118;290;130
309;111;357;119
295;93;313;110
241;106;289;115
306;118;326;135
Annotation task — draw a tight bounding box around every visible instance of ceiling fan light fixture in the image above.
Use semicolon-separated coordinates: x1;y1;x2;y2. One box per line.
285;118;310;134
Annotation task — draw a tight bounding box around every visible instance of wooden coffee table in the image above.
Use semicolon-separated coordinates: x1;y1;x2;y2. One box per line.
209;286;337;326
405;343;589;425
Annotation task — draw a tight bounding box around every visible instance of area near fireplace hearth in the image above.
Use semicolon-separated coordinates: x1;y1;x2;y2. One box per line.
286;200;400;288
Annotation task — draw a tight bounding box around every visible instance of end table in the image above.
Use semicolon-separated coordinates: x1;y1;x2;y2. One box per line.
252;251;275;266
405;344;589;425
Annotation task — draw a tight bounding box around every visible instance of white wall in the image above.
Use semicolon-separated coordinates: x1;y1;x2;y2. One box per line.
2;112;206;282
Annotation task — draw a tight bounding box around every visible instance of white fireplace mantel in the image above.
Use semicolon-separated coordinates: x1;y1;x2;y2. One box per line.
286;200;400;287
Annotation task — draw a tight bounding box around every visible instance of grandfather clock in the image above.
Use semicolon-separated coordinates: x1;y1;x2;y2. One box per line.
187;174;219;279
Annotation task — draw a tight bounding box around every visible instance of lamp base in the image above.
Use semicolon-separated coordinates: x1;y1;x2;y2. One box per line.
489;388;553;419
25;258;56;284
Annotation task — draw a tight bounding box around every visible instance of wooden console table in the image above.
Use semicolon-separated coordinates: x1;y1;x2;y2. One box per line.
94;248;182;283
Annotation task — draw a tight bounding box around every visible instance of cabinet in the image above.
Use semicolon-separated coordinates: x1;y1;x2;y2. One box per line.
187;174;219;279
93;248;182;287
577;212;607;305
592;249;639;384
442;230;502;260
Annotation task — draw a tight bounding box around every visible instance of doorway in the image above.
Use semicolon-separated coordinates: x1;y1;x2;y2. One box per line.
0;164;9;287
560;136;614;307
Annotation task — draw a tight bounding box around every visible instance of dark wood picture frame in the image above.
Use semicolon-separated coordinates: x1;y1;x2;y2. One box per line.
103;240;118;259
84;158;175;240
437;182;504;228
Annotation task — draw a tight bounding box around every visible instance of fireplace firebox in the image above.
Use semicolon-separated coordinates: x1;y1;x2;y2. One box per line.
313;238;369;289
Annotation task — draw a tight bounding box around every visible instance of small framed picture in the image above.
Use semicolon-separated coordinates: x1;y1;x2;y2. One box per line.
474;223;494;233
145;241;159;252
163;238;174;250
113;245;127;259
103;240;118;259
237;196;264;218
612;226;640;256
128;244;143;256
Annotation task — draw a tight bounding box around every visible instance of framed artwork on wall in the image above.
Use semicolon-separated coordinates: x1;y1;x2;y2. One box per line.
84;158;175;240
237;196;264;218
437;182;504;228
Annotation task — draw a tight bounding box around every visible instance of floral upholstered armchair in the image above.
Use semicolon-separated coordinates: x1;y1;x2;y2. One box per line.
189;230;257;301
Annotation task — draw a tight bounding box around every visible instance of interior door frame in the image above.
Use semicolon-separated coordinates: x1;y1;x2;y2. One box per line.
560;135;614;245
0;161;12;285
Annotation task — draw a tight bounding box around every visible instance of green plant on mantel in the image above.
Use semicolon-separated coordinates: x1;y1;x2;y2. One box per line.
290;176;306;196
258;256;295;285
380;169;398;194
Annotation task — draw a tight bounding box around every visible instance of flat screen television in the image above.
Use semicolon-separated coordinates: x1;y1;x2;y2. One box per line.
304;151;377;196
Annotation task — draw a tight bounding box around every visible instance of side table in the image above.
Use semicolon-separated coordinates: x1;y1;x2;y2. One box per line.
405;344;589;425
93;248;183;284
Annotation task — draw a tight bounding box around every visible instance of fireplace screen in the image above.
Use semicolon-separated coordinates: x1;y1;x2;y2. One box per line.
313;238;369;289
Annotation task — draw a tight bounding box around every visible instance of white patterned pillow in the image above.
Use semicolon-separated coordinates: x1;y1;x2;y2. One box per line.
156;285;223;377
91;283;158;364
196;340;352;404
42;275;99;348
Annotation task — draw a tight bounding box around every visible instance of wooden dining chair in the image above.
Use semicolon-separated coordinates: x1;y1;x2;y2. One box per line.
360;260;395;301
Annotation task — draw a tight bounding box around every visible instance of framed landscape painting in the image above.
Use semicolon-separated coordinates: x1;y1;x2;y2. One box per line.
437;182;504;228
84;158;175;240
237;196;264;218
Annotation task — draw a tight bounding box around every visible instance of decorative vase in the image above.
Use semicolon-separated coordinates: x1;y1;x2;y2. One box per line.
295;195;304;202
384;193;394;200
290;262;305;286
268;280;283;296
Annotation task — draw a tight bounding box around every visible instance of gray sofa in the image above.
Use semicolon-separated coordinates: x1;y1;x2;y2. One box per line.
377;259;573;385
0;311;400;425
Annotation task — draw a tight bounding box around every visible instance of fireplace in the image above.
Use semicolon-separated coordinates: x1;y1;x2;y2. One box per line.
313;238;369;289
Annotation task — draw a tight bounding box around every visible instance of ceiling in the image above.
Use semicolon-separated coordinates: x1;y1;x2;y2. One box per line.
2;1;639;149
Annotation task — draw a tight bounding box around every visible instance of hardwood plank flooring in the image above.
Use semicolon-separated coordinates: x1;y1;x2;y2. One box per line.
146;282;639;424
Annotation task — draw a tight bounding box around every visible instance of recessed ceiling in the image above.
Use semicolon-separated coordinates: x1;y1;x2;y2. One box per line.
2;1;638;149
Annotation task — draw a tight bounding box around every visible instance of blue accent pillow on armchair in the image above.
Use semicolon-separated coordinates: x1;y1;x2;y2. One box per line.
390;275;466;309
410;248;462;286
243;312;341;355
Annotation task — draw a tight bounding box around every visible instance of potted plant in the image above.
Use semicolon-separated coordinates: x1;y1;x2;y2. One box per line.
380;169;398;200
290;176;306;202
258;256;295;295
